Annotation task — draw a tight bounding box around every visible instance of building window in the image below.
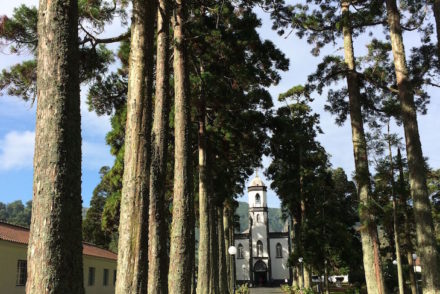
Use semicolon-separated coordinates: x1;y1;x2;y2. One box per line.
257;240;263;257
256;214;260;223
276;243;283;258
88;267;96;286
113;270;117;285
238;243;244;259
16;260;27;286
255;193;261;205
103;269;109;286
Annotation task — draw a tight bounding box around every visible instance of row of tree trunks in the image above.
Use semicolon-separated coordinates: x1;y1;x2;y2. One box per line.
385;1;440;293
115;0;156;292
148;0;171;291
168;0;195;290
27;0;84;292
341;2;387;294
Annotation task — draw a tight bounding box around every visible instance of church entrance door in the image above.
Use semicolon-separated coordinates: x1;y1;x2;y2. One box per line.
253;260;268;286
254;271;267;286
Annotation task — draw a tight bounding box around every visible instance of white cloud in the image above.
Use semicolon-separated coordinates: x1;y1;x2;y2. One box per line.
0;130;112;171
0;131;35;170
3;0;38;16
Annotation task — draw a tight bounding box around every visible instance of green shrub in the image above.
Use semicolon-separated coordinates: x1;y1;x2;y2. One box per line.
280;284;316;294
237;283;249;294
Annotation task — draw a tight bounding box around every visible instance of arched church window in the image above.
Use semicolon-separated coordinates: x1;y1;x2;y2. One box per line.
256;214;260;223
255;193;261;205
238;243;244;259
257;240;263;257
276;243;282;258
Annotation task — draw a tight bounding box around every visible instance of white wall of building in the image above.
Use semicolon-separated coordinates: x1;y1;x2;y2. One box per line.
234;239;250;281
269;238;290;280
250;211;268;259
248;190;267;208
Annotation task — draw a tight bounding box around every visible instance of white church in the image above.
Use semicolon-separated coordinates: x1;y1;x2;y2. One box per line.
234;174;292;286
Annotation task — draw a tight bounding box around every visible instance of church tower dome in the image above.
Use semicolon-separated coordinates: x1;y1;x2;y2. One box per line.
249;175;265;188
248;171;267;208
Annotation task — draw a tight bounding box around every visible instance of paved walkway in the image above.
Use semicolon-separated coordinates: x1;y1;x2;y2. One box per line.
250;287;283;294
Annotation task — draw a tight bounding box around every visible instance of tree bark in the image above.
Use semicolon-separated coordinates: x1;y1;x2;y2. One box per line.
148;0;171;292
291;214;300;288
303;266;312;289
27;0;83;292
223;206;232;292
218;207;229;294
197;66;211;294
385;1;440;293
115;0;155;292
168;0;195;290
209;200;219;294
341;2;387;294
392;186;405;294
434;0;440;58
229;214;235;292
397;148;418;294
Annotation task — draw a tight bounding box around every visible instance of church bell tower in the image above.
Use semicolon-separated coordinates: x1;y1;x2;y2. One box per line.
248;172;268;225
248;171;270;284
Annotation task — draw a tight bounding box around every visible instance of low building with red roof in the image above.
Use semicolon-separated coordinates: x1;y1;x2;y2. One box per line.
0;221;117;294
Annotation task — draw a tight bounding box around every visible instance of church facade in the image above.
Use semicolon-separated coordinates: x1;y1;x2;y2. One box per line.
234;175;292;286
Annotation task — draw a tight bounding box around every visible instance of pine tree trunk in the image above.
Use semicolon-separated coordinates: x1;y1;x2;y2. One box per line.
191;260;197;294
385;1;440;293
197;69;211;294
341;2;386;293
229;216;235;292
397;148;418;294
223;206;232;292
292;214;300;288
387;125;404;294
115;0;155;292
434;0;440;58
27;0;83;292
303;266;312;289
168;0;194;290
218;207;229;294
209;200;219;294
393;195;405;294
148;0;171;292
324;262;329;294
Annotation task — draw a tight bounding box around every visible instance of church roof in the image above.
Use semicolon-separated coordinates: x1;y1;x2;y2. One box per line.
249;175;266;187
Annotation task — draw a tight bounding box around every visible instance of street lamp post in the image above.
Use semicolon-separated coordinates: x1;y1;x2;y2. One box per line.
412;253;419;294
229;246;237;294
298;257;304;289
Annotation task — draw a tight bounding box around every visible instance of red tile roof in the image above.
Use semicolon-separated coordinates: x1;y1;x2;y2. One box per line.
0;221;117;261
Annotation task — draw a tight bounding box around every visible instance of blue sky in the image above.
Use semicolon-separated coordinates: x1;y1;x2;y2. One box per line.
1;1;439;208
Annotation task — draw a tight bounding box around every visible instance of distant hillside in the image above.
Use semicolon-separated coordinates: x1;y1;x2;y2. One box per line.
235;201;286;233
